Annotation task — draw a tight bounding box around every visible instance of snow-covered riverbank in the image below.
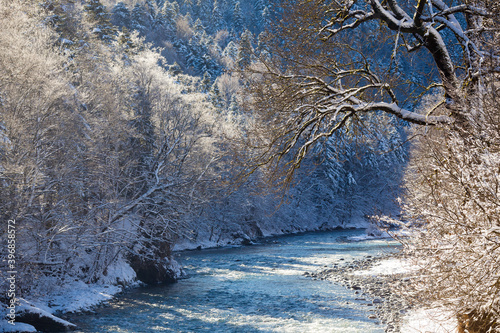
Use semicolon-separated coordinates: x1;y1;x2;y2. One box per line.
0;257;139;332
63;229;398;332
1;224;368;332
309;250;459;333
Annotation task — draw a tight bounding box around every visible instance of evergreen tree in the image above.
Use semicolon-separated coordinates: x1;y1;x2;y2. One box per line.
228;95;239;114
253;0;265;14
111;2;130;28
168;61;182;75
179;0;194;13
233;1;244;33
41;0;73;39
84;0;116;43
184;12;193;24
257;31;266;50
209;81;223;108
131;3;150;32
210;0;224;33
195;0;211;24
253;0;266;27
162;1;178;20
237;29;253;69
186;38;202;73
260;6;269;27
160;1;178;34
153;6;166;30
193;18;205;35
145;0;157;18
222;40;238;60
200;71;212;93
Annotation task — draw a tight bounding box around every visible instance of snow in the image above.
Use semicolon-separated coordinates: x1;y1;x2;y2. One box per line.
354;258;418;276
164;256;184;279
345;221;399;241
401;307;458;333
99;258;137;286
0;321;36;333
33;280;124;314
16;298;76;328
26;259;138;314
1;298;76;333
173;217;372;252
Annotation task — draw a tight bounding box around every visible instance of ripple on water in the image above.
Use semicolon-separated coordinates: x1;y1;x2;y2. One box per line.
67;229;397;332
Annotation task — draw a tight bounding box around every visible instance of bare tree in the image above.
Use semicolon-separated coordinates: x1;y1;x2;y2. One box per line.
246;0;499;184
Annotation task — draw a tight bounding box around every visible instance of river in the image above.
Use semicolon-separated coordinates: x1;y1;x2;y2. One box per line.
67;229;399;332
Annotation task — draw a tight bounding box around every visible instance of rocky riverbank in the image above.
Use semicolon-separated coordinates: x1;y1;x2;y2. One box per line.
304;252;414;333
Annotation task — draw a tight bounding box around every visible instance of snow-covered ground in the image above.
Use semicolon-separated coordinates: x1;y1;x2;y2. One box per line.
402;307;458;333
31;280;126;314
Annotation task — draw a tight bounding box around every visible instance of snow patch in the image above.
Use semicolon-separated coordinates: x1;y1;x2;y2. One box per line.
30;280;124;314
353;258;418;276
347;232;391;242
99;258;137;286
401;307;458;333
16;298;76;328
164;256;184;280
24;258;139;314
0;321;36;333
173;216;372;252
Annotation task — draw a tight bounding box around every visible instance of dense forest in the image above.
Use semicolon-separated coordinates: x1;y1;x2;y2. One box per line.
0;0;403;299
1;0;499;332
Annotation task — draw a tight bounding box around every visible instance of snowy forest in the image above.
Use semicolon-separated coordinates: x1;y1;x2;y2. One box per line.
1;0;499;332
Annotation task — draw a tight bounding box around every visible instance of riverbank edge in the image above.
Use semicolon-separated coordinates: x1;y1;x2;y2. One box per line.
2;225;372;333
307;251;413;333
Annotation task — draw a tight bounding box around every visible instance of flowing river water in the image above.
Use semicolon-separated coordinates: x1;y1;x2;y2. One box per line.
67;229;399;332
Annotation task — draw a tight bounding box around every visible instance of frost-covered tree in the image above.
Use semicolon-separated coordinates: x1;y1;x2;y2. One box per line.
247;0;499;184
41;0;78;40
193;18;205;34
195;0;211;25
118;26;136;53
0;0;243;296
252;0;267;29
222;40;238;59
395;83;500;332
228;95;240;115
162;0;179;20
209;80;224;108
200;71;212;92
158;1;178;35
